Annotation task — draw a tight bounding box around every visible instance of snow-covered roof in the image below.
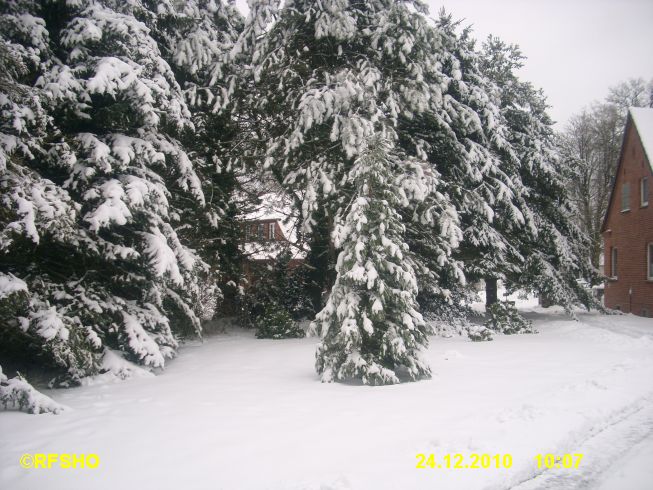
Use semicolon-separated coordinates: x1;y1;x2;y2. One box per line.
238;191;306;261
630;107;653;167
241;192;296;236
240;190;303;244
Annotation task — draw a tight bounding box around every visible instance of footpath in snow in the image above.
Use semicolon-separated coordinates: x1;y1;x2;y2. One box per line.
1;302;653;490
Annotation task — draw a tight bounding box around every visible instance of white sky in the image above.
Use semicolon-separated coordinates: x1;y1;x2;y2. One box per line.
234;0;653;127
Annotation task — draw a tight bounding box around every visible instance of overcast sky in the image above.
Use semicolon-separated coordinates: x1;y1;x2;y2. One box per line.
234;0;653;128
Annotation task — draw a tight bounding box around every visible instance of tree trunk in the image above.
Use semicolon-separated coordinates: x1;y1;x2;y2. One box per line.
485;277;498;308
305;207;332;313
539;294;553;308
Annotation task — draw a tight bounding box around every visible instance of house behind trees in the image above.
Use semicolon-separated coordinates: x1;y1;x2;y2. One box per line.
240;193;305;288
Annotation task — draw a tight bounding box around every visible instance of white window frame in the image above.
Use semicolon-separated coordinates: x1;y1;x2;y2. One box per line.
648;243;653;281
641;177;649;207
611;247;618;279
621;182;630;212
269;222;276;241
257;223;265;240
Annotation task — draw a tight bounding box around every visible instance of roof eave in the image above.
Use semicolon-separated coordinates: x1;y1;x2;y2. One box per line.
600;114;633;234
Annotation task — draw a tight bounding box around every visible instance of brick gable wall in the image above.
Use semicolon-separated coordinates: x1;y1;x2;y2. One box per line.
602;120;653;315
243;219;287;242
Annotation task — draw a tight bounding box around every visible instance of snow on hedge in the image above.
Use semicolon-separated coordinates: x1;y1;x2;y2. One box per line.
0;367;66;415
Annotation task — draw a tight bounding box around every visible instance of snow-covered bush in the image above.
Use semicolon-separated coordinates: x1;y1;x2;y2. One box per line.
484;301;536;335
240;252;314;328
427;316;494;342
255;303;304;340
0;366;66;414
467;325;494;342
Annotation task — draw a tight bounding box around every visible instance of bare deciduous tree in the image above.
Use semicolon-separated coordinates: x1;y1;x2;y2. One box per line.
560;78;652;269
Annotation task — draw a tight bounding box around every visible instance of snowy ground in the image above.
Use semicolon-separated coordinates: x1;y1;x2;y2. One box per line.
2;297;653;490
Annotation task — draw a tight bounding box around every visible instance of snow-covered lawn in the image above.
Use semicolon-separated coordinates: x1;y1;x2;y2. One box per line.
2;303;653;490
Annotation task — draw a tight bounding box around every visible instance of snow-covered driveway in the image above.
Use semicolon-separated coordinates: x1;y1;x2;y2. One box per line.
1;309;653;490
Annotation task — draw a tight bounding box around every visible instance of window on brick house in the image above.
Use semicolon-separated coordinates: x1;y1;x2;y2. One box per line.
641;178;649;207
621;183;630;211
269;222;276;241
257;223;265;240
611;247;618;279
648;243;653;281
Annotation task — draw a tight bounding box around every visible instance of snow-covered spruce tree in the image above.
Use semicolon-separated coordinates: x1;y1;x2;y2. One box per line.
314;135;430;385
411;15;530;315
0;0;209;387
480;36;598;312
234;1;472;319
148;0;246;318
236;1;495;381
0;0;99;383
350;11;529;335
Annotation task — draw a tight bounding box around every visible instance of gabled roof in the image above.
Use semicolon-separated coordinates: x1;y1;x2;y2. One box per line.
238;191;307;261
630;107;653;169
240;191;298;243
601;107;653;233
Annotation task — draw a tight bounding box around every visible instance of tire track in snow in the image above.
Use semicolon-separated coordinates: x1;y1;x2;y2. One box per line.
503;393;653;490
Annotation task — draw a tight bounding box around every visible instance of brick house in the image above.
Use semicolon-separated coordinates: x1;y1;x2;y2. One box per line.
240;193;305;287
601;107;653;315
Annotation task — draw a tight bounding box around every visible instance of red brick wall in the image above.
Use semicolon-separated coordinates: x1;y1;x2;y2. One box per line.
602;120;653;315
